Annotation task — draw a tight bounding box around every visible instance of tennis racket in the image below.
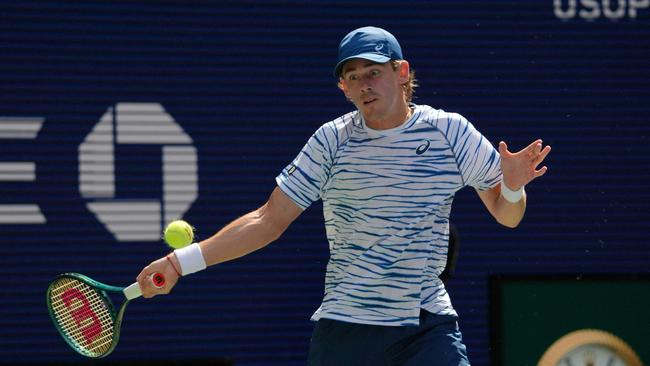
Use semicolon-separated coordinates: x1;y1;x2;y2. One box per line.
46;272;165;358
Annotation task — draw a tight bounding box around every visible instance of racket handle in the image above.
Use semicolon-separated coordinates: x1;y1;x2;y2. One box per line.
123;272;166;300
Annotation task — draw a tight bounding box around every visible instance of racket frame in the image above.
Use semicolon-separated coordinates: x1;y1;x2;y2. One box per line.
46;272;131;358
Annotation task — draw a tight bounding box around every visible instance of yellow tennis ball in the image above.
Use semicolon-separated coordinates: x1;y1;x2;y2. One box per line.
163;220;194;249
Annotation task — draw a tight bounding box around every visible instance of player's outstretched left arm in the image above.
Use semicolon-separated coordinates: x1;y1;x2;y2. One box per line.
477;139;551;228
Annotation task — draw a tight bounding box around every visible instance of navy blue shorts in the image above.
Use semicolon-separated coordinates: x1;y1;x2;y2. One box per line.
307;311;470;366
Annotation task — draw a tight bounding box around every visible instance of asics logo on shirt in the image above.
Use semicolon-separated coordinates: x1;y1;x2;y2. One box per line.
416;140;430;155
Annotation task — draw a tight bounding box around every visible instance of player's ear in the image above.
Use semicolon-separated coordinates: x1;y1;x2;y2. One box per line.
338;79;350;98
398;60;410;83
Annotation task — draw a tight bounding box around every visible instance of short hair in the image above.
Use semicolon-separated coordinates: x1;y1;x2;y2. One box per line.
390;60;418;103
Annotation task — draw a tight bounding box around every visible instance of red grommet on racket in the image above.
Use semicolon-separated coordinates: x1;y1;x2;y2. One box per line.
151;273;166;288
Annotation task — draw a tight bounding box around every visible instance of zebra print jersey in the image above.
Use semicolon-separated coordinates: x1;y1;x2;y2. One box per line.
276;104;502;326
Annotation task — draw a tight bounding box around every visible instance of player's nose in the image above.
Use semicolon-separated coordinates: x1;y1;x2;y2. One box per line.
360;82;372;93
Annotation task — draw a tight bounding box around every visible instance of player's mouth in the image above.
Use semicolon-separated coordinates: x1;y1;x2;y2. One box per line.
363;98;378;105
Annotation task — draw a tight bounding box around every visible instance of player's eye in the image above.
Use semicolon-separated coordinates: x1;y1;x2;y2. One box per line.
370;69;381;77
347;74;359;81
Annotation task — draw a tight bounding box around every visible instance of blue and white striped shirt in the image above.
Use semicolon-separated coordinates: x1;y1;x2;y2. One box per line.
276;105;502;326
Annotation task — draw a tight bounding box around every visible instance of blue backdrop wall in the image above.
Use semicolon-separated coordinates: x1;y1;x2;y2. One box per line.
1;1;649;365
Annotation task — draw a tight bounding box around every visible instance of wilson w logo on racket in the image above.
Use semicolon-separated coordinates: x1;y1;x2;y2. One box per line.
46;272;164;358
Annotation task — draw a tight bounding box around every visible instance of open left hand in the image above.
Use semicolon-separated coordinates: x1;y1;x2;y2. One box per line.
499;139;551;191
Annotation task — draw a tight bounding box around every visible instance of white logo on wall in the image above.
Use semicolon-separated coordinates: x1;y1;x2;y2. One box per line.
0;117;46;224
79;103;198;241
554;0;649;20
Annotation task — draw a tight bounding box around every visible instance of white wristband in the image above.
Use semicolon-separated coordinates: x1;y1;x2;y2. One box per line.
500;179;525;203
174;243;207;276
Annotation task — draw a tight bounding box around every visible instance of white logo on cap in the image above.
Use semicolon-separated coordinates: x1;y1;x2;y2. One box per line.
375;43;384;51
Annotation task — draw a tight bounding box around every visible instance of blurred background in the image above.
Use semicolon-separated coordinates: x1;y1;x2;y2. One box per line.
1;1;648;365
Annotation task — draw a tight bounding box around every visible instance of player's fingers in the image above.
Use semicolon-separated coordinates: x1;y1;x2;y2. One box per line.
498;141;509;156
138;266;163;298
533;166;548;178
524;140;540;159
532;145;551;166
143;278;166;298
137;257;178;298
137;271;155;298
136;267;148;284
147;271;175;297
525;139;542;152
136;268;151;292
143;281;160;297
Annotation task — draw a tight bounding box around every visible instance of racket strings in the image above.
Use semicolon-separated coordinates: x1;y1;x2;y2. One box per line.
49;277;116;356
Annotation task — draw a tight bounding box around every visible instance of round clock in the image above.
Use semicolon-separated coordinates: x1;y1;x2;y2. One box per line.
538;329;643;366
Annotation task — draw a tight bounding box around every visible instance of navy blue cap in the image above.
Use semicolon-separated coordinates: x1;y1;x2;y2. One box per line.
334;26;403;77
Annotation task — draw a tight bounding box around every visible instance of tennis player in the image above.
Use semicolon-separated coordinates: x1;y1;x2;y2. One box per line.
137;26;551;365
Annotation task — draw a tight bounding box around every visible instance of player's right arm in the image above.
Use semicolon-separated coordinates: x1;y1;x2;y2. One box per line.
139;120;338;297
137;186;303;297
198;186;303;266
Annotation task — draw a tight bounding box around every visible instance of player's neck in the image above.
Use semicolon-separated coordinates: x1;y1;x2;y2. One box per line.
364;102;412;131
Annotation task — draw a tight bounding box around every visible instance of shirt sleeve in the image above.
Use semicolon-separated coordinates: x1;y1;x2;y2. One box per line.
442;112;502;191
275;123;335;209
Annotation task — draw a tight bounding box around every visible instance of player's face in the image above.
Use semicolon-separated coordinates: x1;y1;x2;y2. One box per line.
339;59;409;128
